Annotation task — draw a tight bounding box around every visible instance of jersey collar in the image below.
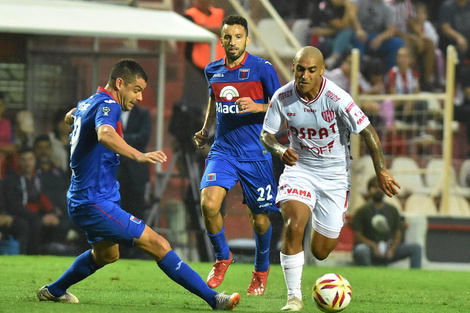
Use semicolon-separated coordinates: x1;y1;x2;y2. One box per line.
224;52;249;70
97;86;119;103
294;77;326;105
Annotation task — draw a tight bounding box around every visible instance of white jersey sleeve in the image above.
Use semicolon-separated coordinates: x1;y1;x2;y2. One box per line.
334;88;370;135
263;83;291;134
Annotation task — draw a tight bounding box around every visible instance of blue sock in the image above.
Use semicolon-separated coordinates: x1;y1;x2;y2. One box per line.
158;250;217;308
207;226;231;260
254;224;272;272
48;249;102;297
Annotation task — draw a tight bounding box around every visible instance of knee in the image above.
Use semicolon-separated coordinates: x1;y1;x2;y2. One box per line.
284;219;306;239
250;213;270;234
200;195;220;219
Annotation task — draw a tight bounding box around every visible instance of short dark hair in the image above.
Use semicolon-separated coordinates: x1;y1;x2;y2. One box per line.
18;147;34;156
108;59;148;85
33;134;51;148
222;15;249;36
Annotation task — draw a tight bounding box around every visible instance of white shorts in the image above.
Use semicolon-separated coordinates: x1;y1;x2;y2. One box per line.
276;166;351;239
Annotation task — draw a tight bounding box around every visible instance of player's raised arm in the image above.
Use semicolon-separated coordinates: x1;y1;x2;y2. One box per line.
97;124;167;164
65;108;76;126
194;97;216;149
359;124;400;197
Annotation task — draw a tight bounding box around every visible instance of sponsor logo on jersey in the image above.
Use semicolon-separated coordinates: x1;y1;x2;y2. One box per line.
289;123;336;140
279;90;292;100
321;110;335;123
303;108;317;113
206;173;216;181
239;68;250;80
102;106;111;116
299;140;335;154
104;99;116;104
279;187;312;199
78;102;91;111
325;90;340;102
287;112;296;116
216;102;239;114
219;86;239;101
346;101;356;113
130;216;142;224
213;73;224;78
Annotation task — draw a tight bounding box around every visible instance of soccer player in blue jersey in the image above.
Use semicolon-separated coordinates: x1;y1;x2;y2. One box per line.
193;15;281;296
37;59;240;310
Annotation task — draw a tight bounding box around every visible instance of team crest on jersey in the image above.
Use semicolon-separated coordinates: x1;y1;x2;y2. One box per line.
130;216;142;224
102;106;111;116
238;68;250;80
206;173;216;182
321;110;335;123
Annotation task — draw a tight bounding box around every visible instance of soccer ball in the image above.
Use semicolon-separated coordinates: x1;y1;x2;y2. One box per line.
312;273;352;312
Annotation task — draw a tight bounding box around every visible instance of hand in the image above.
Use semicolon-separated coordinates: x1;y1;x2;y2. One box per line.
136;151;167;164
356;29;368;43
194;129;209;149
281;147;298;166
369;36;382;51
377;169;401;197
456;35;468;53
372;243;382;258
236;97;263;114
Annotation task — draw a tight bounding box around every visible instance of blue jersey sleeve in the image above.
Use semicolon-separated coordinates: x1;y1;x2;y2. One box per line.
95;101;122;130
260;61;281;101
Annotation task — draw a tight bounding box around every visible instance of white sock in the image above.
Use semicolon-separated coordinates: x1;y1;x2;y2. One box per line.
280;251;305;300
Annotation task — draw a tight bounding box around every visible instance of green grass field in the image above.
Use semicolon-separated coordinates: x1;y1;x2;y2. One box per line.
1;255;469;313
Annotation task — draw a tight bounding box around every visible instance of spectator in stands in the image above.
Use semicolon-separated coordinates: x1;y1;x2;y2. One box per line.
33;135;68;214
384;47;430;139
0;178;28;254
390;0;436;90
323;53;384;128
48;109;72;175
116;105;152;220
415;3;445;88
351;177;422;268
454;82;470;155
439;0;470;112
350;0;404;70
4;110;36;176
0;93;16;179
311;0;355;69
3;148;68;254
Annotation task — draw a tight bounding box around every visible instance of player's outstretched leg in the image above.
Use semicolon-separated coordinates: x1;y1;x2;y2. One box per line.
37;286;79;303
206;226;233;288
137;226;240;310
214;292;241;310
37;249;103;303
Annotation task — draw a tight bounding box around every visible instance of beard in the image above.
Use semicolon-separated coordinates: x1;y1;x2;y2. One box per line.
226;47;245;62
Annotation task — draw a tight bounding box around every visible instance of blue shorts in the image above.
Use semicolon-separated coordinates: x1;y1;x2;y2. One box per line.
200;156;279;214
68;199;146;246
